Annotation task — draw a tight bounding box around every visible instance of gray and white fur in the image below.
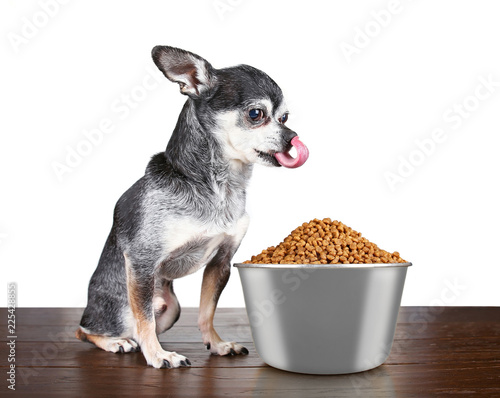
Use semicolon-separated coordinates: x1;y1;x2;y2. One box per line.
76;45;298;369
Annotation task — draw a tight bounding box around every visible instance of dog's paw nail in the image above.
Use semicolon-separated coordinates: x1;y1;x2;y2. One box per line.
230;348;236;355
162;360;172;369
206;343;211;350
241;347;249;355
186;358;191;366
118;346;124;354
180;360;188;367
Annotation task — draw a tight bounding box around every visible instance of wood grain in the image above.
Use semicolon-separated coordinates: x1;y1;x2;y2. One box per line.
0;307;499;397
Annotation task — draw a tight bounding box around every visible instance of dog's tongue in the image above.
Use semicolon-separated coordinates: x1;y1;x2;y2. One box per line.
274;137;309;168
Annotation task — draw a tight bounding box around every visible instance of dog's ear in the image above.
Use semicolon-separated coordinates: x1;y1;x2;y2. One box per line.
152;46;216;99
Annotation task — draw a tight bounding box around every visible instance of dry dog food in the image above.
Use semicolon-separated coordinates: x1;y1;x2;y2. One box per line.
244;218;406;265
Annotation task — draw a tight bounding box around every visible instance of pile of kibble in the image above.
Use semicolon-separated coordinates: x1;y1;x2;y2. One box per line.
244;218;406;265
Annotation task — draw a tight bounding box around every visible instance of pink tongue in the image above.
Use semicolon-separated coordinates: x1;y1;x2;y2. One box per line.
274;136;309;168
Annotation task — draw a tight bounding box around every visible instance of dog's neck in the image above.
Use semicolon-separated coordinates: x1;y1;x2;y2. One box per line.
164;100;252;191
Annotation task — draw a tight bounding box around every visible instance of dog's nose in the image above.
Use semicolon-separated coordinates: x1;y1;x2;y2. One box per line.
281;127;297;145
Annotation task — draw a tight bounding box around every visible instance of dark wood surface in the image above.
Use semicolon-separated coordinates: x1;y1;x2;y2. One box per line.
1;307;499;397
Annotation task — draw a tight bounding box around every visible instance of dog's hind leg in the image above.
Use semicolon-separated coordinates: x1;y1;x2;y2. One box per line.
198;243;249;356
124;254;190;369
75;328;139;353
77;229;140;353
154;279;181;335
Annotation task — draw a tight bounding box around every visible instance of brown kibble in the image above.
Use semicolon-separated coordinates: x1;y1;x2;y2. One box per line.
243;219;407;265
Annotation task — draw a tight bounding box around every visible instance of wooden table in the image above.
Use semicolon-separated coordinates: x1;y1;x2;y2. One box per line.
1;307;499;396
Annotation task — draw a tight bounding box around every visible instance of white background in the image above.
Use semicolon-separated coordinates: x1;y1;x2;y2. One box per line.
1;0;499;308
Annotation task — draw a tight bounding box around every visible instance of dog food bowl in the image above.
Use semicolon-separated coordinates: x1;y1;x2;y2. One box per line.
234;262;411;374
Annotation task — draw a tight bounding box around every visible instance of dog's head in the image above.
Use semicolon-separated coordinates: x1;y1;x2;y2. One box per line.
152;45;303;168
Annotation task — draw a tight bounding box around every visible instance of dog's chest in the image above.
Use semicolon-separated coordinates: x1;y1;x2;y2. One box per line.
159;213;249;278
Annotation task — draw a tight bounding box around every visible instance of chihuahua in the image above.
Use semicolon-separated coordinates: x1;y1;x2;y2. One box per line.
76;45;307;368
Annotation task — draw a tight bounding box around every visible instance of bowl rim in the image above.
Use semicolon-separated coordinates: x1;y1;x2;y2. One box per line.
233;262;412;269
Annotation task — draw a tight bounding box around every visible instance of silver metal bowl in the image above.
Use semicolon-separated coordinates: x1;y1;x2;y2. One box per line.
234;262;411;374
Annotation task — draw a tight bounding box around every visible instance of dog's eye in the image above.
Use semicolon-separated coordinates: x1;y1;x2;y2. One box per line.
279;114;288;124
249;109;264;122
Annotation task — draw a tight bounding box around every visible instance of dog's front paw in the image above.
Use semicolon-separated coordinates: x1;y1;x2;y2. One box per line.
206;341;249;356
149;350;191;369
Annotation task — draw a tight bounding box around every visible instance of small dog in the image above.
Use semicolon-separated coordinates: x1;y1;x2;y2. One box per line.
76;45;304;368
